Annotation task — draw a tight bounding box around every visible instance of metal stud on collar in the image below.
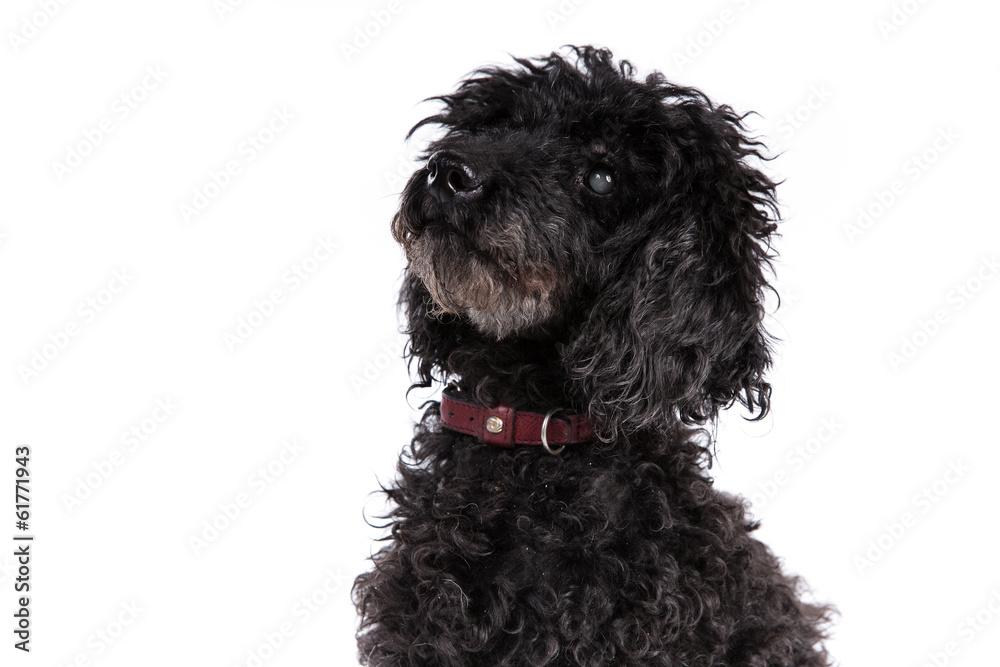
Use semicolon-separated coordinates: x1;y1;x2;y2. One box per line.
485;416;504;434
540;408;566;455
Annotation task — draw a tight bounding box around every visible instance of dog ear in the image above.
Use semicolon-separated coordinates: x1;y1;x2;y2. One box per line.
562;89;778;440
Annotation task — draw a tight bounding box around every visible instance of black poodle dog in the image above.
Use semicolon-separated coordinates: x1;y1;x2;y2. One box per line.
354;46;833;666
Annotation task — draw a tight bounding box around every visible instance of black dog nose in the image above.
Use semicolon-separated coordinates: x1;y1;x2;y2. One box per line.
425;151;481;203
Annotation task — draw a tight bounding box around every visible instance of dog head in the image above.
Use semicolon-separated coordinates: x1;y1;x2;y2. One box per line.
393;46;778;438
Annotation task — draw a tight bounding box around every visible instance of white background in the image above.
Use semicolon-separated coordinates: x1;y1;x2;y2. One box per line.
1;0;998;665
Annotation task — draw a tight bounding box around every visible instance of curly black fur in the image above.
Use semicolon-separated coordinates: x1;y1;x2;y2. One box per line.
354;46;833;666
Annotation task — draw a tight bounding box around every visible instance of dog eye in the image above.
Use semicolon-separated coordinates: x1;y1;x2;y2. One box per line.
587;167;615;194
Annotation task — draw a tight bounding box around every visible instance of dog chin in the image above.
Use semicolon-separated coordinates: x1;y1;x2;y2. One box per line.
464;296;557;340
406;237;559;340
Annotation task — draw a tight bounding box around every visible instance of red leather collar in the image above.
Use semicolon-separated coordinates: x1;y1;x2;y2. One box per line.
439;388;595;451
